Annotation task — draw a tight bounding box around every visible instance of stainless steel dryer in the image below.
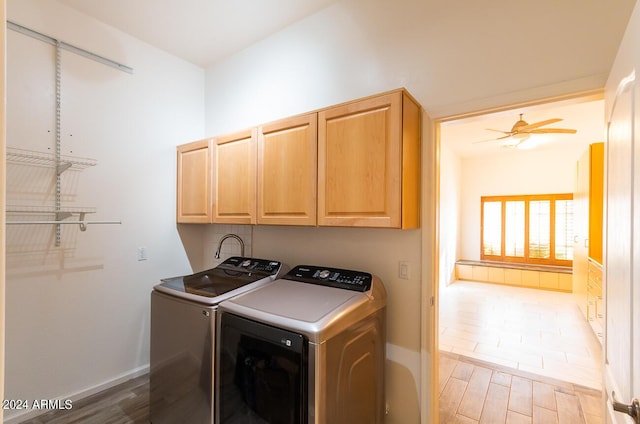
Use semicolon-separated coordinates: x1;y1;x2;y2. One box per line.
150;257;284;424
216;265;386;424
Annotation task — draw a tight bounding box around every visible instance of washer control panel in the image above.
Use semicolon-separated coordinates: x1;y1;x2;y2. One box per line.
220;257;282;275
284;265;372;292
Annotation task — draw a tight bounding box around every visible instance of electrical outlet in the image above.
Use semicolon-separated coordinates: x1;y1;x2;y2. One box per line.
137;247;148;261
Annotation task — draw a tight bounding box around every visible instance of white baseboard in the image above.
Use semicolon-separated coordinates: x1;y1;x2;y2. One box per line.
4;364;149;424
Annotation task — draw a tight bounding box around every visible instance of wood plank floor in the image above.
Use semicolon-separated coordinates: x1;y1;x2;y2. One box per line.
15;354;603;424
439;350;603;424
17;374;149;424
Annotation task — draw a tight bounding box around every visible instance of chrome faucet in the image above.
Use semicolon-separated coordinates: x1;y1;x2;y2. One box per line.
214;233;245;259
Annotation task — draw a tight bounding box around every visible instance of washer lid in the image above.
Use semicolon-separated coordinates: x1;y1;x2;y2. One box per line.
223;278;362;323
154;257;283;305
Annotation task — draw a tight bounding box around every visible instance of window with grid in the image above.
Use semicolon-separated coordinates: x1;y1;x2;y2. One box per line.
481;194;573;266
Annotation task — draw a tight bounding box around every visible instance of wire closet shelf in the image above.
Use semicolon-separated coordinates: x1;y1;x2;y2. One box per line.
5;21;130;246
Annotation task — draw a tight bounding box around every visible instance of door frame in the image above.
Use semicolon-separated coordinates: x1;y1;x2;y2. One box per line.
423;88;604;424
1;1;7;421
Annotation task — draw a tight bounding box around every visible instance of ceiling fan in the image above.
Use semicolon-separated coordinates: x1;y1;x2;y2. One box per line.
476;113;577;147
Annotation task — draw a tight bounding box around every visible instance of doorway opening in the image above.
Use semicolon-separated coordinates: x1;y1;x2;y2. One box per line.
434;92;605;423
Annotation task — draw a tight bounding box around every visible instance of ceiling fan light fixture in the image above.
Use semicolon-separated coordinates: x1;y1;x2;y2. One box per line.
476;113;576;150
502;133;530;147
516;140;537;150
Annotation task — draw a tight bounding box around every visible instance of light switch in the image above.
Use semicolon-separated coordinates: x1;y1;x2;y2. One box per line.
137;247;148;261
398;261;410;279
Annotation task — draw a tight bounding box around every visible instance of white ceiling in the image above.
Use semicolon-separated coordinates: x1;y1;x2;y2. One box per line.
441;97;605;158
51;0;629;157
56;0;339;67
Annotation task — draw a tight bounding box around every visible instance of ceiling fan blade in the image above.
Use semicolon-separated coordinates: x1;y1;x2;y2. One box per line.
518;118;562;131
485;128;512;135
472;134;513;144
473;137;499;144
529;128;577;134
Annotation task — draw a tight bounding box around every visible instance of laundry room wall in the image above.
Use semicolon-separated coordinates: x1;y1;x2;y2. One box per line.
4;1;204;421
202;2;435;423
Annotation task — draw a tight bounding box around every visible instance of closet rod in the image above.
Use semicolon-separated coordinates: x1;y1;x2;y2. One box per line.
7;21;134;74
7;221;122;232
6;221;122;225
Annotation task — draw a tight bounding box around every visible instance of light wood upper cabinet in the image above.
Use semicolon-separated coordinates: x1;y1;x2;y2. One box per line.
257;113;317;226
587;142;604;263
317;90;420;228
212;129;257;224
176;88;421;228
176;138;213;223
573;142;604;321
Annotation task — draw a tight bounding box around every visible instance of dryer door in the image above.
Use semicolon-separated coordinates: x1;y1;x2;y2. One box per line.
217;313;307;424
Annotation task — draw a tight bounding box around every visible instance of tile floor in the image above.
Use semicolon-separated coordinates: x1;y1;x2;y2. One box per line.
439;351;603;424
439;280;603;390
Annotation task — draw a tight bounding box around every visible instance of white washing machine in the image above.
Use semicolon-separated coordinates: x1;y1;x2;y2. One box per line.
150;256;284;424
216;264;387;424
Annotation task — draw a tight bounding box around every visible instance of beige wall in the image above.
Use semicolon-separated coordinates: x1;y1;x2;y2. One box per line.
202;2;438;421
253;225;423;421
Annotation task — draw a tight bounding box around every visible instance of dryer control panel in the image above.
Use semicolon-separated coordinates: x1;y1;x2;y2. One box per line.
284;265;372;292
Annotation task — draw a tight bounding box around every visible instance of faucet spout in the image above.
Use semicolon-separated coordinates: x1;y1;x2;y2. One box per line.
215;234;245;259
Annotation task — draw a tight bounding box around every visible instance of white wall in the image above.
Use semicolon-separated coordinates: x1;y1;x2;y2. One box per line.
204;3;400;134
5;1;205;421
439;143;462;288
458;146;587;261
203;2;433;422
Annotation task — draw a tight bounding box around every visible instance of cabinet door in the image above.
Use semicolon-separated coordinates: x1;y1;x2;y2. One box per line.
588;142;604;263
573;147;590;318
212;129;256;224
257;113;317;225
177;139;212;223
318;92;404;228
